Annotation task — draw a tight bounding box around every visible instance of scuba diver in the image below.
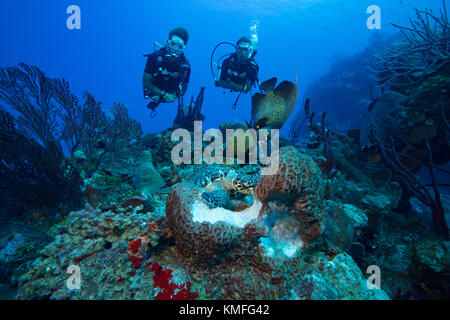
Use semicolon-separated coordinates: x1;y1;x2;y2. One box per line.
212;36;259;108
142;27;191;117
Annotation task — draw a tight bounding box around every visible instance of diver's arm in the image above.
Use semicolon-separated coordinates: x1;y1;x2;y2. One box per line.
143;52;165;98
142;72;163;97
221;80;247;92
216;60;242;91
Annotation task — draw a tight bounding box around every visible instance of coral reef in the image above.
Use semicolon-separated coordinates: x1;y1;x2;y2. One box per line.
16;205;182;300
0;107;83;221
0;63;144;223
166;181;265;267
5;116;411;300
3;7;450;299
364;1;450;241
10;124;403;300
256;146;325;247
132;150;165;196
366;87;449;173
173;87;206;131
371;0;450;93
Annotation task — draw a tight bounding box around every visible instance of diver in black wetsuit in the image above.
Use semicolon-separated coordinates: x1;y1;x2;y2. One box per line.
142;27;191;114
215;36;259;94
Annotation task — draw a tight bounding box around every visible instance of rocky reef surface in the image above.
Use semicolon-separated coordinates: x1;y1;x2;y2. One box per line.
11;141;390;300
0;122;448;300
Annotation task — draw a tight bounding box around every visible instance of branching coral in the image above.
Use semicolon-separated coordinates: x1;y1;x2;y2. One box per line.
89;101;143;172
0;63;69;146
0;63;143;219
61;91;107;157
365;90;409;149
370;125;449;240
173;87;206;131
371;0;450;92
289;99;337;179
0;63;143;171
0;107;82;220
61;91;143;173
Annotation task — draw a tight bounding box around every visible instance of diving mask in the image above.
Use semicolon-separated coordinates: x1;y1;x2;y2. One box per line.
167;36;186;53
236;43;253;60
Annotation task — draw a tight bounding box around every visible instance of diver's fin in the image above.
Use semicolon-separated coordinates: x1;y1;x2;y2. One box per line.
251;93;266;116
260;77;278;92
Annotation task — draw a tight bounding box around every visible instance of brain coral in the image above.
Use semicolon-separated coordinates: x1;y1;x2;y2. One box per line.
166;181;266;267
255;146;325;247
166;146;325;268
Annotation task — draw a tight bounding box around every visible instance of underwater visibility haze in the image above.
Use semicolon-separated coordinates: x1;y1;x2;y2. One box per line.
0;0;449;301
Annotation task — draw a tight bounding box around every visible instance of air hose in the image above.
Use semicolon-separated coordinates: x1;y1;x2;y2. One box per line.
210;42;236;80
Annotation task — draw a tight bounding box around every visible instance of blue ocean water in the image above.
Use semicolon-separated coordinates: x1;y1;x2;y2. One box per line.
0;0;444;135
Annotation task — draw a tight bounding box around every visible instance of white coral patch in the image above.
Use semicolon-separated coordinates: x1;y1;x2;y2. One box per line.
260;236;303;258
259;215;304;258
192;199;262;228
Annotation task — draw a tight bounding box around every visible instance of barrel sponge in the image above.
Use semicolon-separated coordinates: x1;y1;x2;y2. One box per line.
166;181;266;267
255;146;325;246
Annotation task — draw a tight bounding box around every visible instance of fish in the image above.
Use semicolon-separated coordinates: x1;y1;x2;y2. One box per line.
251;75;298;130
